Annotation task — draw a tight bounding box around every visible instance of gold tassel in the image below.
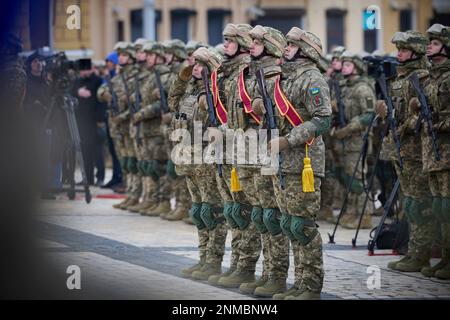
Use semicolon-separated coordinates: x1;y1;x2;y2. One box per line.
230;166;242;192
302;145;315;193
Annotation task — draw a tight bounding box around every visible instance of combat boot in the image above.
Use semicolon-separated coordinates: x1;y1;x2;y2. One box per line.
208;266;237;285
160;208;175;220
218;270;255;288
387;255;411;270
318;206;333;221
183;216;194;225
191;263;222;280
121;197;139;210
138;201;156;214
113;197;130;209
435;262;450;279
253;278;286;297
238;275;268;293
421;259;449;277
167;206;189;221
181;256;206;278
146;200;171;217
285;288;321;300
273;286;300;300
396;253;430;272
128;201;147;213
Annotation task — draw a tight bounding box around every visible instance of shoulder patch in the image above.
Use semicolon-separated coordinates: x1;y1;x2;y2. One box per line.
310;87;323;107
310;87;320;95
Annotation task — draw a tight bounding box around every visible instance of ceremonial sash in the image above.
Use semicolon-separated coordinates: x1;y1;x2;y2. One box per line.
238;68;261;124
210;70;227;125
274;76;314;145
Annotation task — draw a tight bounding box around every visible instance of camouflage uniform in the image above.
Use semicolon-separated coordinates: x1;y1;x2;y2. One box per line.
333;51;376;229
133;42;172;216
383;31;435;272
272;28;331;300
420;24;450;279
170;48;228;280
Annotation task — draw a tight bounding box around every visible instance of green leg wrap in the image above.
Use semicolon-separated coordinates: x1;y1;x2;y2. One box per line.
280;213;295;240
200;202;217;231
189;202;205;230
120;157;129;174
442;198;450;223
231;202;249;230
223;201;238;229
251;206;267;234
128;157;138;174
290;216;319;246
263;208;282;235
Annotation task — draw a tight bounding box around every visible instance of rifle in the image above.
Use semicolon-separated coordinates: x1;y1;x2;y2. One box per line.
410;72;440;161
155;70;169;114
105;75;119;116
255;68;285;190
201;68;222;177
133;74;142;145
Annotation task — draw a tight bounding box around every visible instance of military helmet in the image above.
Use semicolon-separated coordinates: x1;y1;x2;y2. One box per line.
222;23;253;50
114;41;135;59
426;23;450;48
186;40;209;56
286;27;323;63
193;47;222;72
331;46;346;59
134;38;151;51
391;30;428;56
249;25;286;58
341;50;366;74
143;42;165;57
164;39;188;60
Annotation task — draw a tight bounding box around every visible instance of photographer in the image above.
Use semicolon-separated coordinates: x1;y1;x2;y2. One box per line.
71;58;104;186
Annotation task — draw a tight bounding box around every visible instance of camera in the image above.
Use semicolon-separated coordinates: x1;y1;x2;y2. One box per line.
363;55;398;80
43;51;76;92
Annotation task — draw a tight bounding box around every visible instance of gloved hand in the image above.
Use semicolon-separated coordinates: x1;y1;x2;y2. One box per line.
179;65;193;81
409;97;421;113
334;125;352;140
161;112;172;125
252;98;266;116
268;136;289;156
198;94;207;111
132;112;143;124
375;100;387;119
151;88;161;100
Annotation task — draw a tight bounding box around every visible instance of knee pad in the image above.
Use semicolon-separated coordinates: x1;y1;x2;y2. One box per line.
263;208;282;235
127;157;138;174
403;197;413;221
251;206;267;234
200;202;217;231
441;197;450;223
120;157;129;174
348;176;364;195
189;202;205;230
231;202;250;230
154;160;167;178
223;202;238;229
137;160;145;176
166;160;177;179
146;160;159;180
280;213;295;240
290;216;319;246
408;198;432;226
432;197;443;221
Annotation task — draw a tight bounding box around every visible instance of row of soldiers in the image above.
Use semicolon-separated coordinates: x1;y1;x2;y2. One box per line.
97;22;450;300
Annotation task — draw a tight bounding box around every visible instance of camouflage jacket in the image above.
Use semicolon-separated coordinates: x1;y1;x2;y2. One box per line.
138;64;171;137
129;64;151;140
339;75;376;153
422;59;450;172
384;57;430;162
281;59;332;177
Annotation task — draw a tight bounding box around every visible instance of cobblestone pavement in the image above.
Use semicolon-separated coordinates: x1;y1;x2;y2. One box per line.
35;184;450;300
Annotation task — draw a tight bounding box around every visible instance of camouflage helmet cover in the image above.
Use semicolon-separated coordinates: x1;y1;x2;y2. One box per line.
249;25;287;58
286;27;323;62
426;23;450;48
193;47;222;72
331;46;346;59
142;42;165;57
165;39;188;60
114;41;135;59
186;40;209;55
341;50;366;74
391;30;428;56
222;23;253;50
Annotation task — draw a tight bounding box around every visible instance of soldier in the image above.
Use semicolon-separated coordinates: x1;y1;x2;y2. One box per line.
127;38;154;214
376;31;435;272
419;24;450;279
331;51;376;229
206;24;254;288
169;47;228;280
267;27;332;300
98;42;139;210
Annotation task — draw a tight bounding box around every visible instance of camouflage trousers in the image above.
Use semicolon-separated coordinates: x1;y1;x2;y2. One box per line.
216;165;241;269
341;151;365;216
429;170;450;252
123;130;141;200
185;165;227;266
273;174;324;293
394;159;435;258
322;145;336;210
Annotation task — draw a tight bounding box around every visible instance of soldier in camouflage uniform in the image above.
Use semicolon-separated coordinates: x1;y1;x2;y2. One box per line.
419;24;450;279
331;51;376;229
206;24;254;287
376;31;435;272
132;42;171;216
127;38;153;214
267;27;332;300
98;42;139;210
169;47;228;280
320;46;346;221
